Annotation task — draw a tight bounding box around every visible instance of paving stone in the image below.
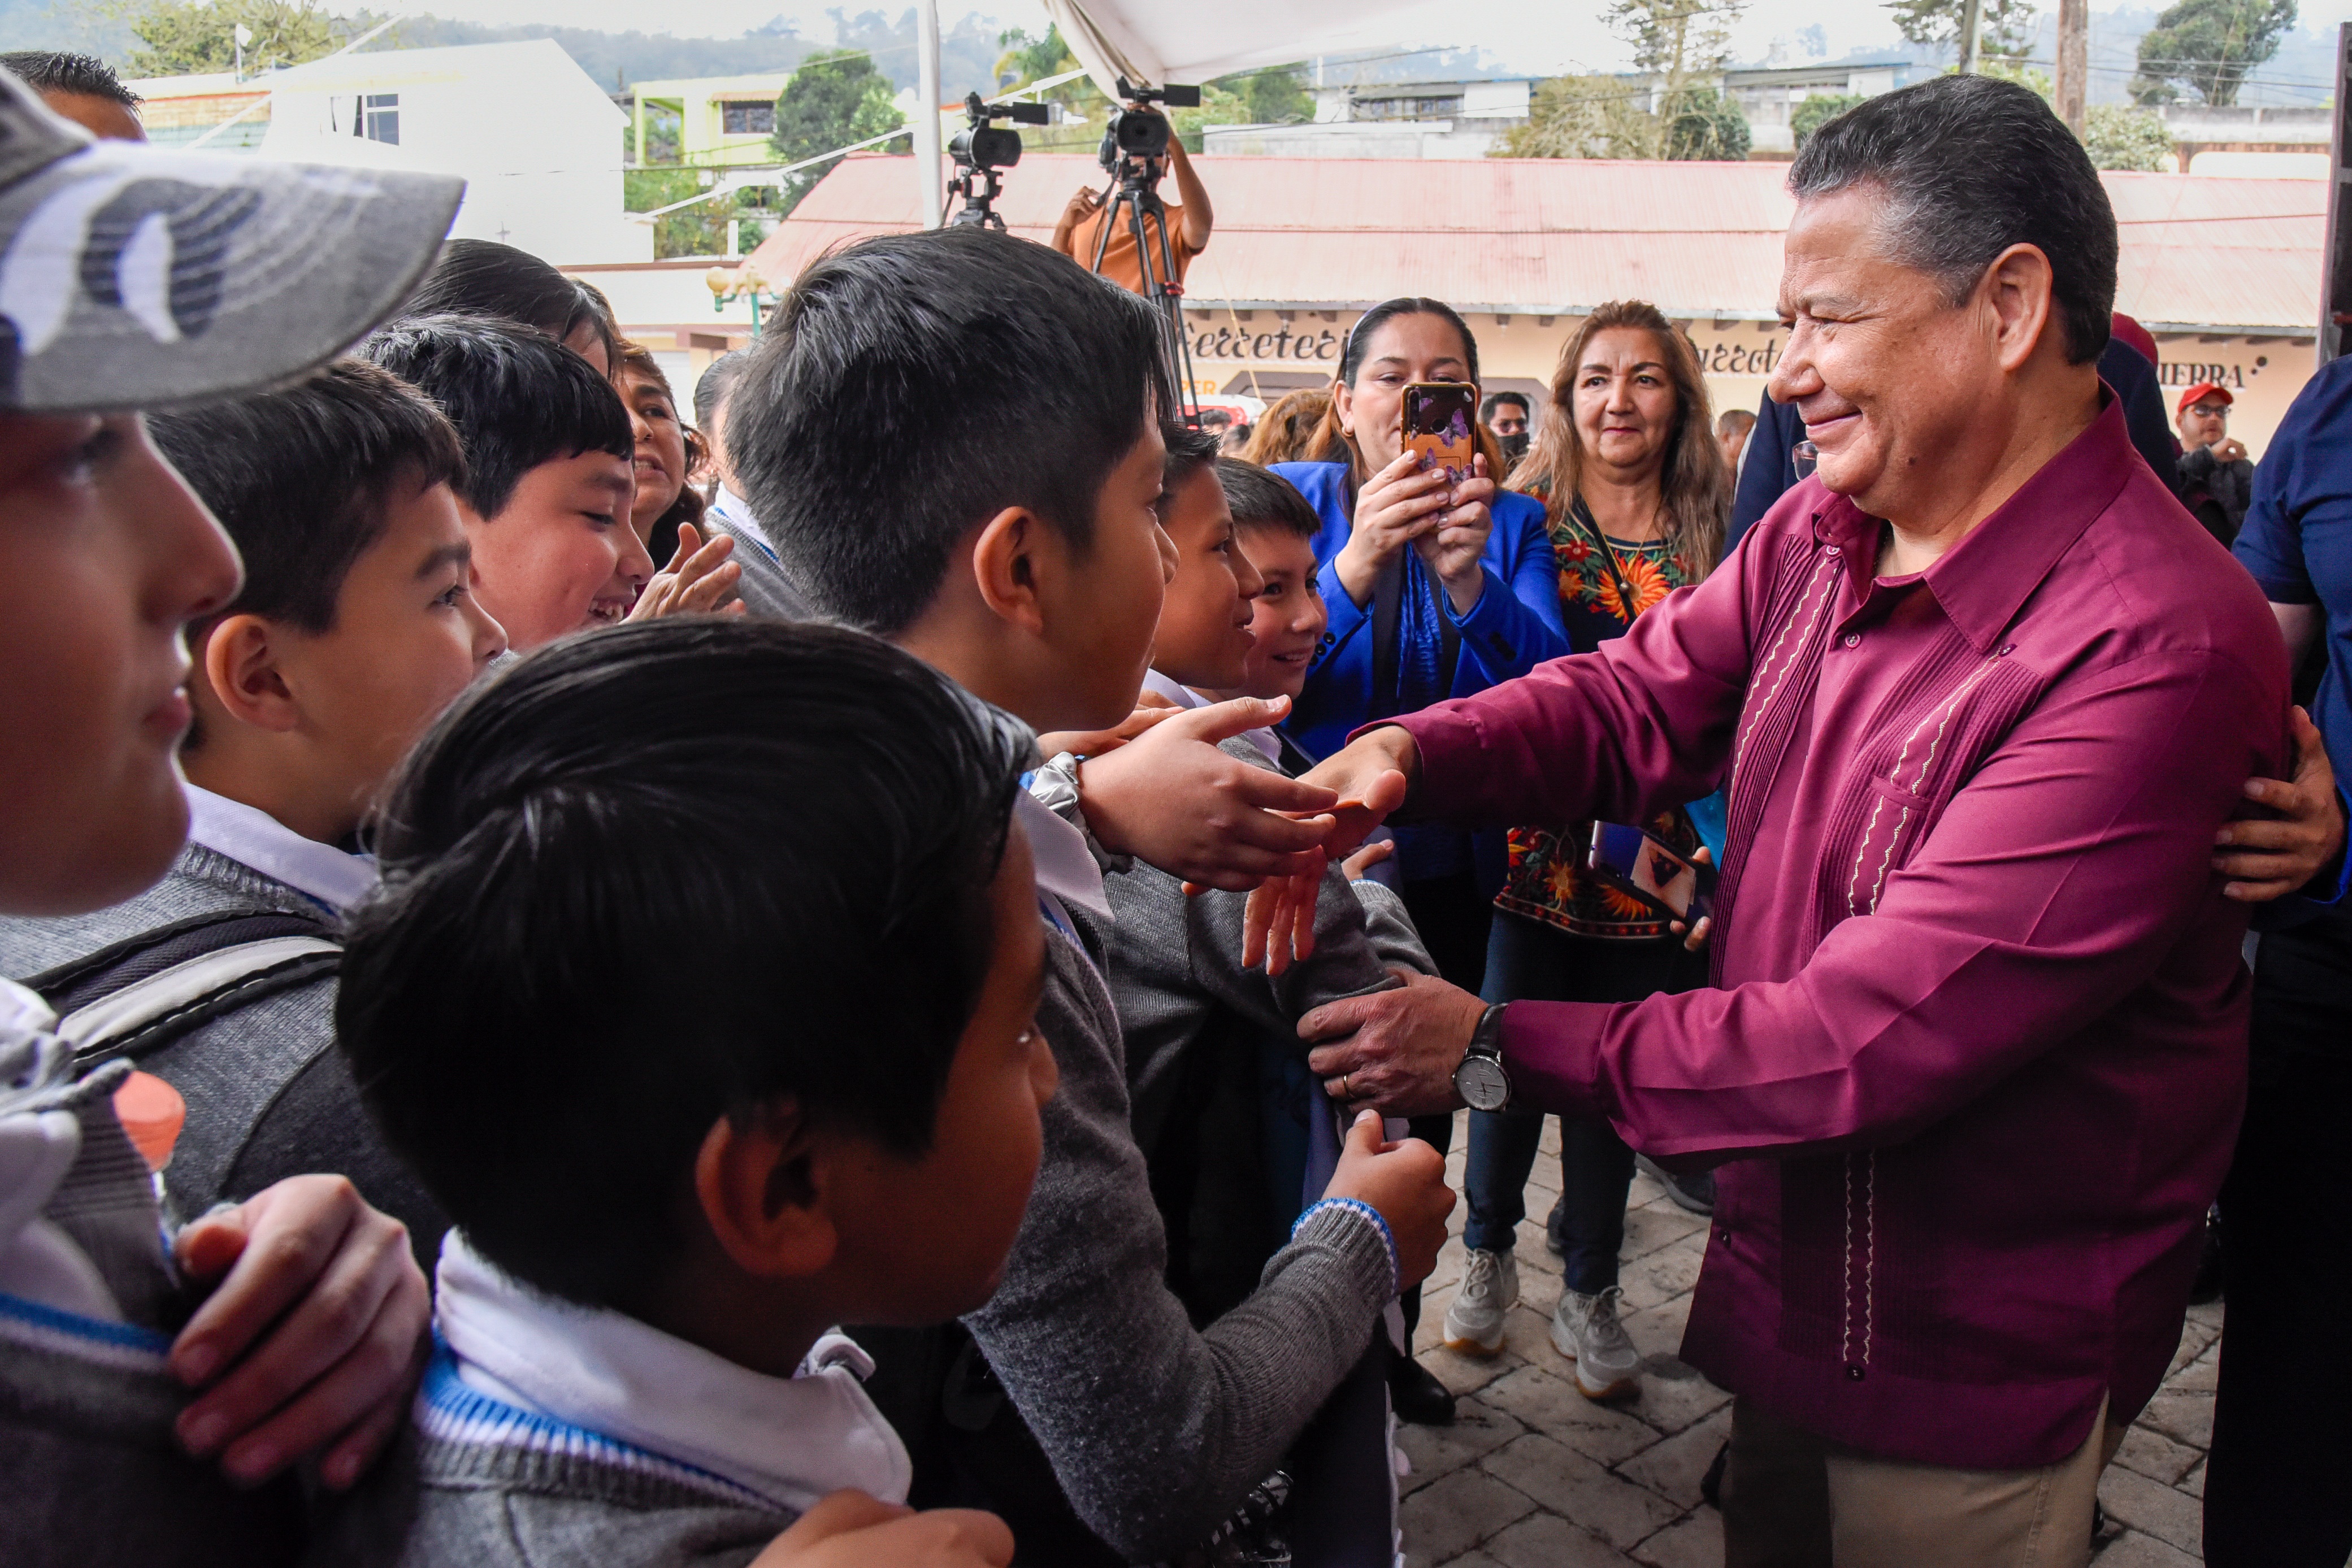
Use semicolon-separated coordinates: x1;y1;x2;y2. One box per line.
1424;1344;1521;1397
1621;1203;1709;1261
1476;1363;1664;1466
2168;1318;2220;1374
1483;1511;1638;1568
1630;1509;1725;1568
1399;1466;1539;1566
1618;1239;1705;1313
2177;1458;2205;1500
2099;1463;2205;1554
1480;1431;1682;1549
2113;1422;2202;1487
1397;1397;1528;1495
2093;1528;2201;1568
2168;1343;2219;1393
1424;1550;1505;1568
2137;1388;2215;1450
1619;1293;1694;1361
1617;1405;1732;1505
1626;1356;1731;1435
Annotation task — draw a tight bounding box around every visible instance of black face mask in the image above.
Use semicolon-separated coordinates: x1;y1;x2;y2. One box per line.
1499;431;1531;467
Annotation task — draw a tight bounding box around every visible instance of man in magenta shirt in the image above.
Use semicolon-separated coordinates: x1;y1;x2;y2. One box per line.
1289;77;2332;1562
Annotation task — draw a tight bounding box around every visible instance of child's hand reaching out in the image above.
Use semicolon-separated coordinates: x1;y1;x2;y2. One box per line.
751;1491;1014;1568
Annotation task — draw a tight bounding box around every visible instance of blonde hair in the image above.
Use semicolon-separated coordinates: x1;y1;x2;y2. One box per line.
1513;300;1729;577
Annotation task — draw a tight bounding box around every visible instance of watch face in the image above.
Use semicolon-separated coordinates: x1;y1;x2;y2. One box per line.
1455;1053;1511;1112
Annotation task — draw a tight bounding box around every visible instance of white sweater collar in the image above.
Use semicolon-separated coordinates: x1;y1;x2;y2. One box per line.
433;1231;910;1514
183;784;377;914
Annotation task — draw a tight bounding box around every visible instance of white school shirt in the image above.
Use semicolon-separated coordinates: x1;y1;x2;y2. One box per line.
181;784;376;914
1138;669;1282;767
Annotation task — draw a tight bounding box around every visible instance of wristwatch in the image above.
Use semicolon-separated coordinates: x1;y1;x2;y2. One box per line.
1452;1002;1513;1111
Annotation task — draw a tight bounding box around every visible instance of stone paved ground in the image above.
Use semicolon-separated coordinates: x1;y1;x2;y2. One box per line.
1398;1111;2226;1567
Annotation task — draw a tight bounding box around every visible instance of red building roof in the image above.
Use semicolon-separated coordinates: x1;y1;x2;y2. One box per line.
743;151;2324;334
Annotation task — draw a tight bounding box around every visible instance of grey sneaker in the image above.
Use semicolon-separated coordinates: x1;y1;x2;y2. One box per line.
1442;1248;1519;1356
1551;1285;1640;1400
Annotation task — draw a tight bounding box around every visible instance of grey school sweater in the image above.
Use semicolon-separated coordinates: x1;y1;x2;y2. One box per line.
962;754;1418;1563
0;845;445;1259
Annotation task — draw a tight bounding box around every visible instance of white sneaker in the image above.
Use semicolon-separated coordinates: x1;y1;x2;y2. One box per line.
1551;1285;1640;1400
1441;1248;1518;1356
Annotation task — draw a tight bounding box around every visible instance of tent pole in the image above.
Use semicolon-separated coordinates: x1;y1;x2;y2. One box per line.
917;0;945;228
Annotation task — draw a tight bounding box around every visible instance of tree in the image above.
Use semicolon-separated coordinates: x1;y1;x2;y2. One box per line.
1662;87;1750;158
2081;103;2175;168
2129;0;2297;105
990;24;1112;154
1791;92;1864;147
1490;75;1654;159
1883;0;2039;60
767;50;906;212
1605;0;1746;160
119;0;341;76
1234;65;1312;125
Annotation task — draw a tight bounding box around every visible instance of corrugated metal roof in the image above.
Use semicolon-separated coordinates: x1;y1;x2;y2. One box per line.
743;152;2324;332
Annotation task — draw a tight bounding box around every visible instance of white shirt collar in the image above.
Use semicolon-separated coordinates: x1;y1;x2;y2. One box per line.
1013;789;1112;922
711;487;777;558
182;784;377;914
435;1232;910;1514
1140;670;1282;767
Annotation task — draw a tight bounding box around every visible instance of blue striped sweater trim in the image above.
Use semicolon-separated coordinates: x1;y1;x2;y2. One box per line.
0;1289;173;1369
416;1342;775;1511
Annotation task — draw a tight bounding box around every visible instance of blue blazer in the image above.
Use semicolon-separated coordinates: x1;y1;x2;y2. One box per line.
1272;461;1569;764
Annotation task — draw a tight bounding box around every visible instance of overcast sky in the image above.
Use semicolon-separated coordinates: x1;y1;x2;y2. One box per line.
377;0;2352;80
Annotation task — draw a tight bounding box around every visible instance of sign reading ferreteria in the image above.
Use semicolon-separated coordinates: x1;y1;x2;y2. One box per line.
1183;307;2316;458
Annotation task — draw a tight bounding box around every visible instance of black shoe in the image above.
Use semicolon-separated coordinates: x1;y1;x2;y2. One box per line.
1388;1354;1457;1426
2187;1203;2225;1305
1544;1195;1566;1256
1636;1153;1717;1216
1700;1438;1729;1510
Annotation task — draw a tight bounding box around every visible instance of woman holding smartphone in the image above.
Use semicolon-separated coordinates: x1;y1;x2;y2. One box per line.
1438;299;1731;1406
1272;296;1568;1425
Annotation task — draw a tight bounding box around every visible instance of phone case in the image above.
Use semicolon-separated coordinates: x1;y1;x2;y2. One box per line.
1404;382;1477;487
1586;823;1713;922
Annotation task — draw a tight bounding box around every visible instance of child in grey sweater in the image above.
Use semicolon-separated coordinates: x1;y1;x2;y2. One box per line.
316;622;1049;1568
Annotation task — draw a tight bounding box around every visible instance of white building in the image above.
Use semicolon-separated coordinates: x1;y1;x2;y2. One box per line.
1205;77;1533;160
258;41;648;264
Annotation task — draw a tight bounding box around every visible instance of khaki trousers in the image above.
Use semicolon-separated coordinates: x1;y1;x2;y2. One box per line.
1720;1394;2118;1568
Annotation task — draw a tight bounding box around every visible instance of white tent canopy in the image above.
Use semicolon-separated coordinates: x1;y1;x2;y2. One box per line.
1039;0;1437;95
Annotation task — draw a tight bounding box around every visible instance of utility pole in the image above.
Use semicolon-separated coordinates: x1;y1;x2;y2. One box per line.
915;0;944;229
2055;0;2088;132
1957;0;1985;73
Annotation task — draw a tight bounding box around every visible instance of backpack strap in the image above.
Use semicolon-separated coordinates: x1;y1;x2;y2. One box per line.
24;909;341;1071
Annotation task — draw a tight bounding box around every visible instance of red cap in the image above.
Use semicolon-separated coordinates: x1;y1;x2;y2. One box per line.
2176;382;2232;416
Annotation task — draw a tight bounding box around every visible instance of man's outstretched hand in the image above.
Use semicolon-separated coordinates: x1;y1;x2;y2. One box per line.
750;1491;1014;1568
1299;968;1489;1117
1077;694;1341;890
1244;726;1420;973
2218;706;2346;901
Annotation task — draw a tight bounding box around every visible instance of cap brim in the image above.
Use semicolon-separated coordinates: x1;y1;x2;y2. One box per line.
0;138;463;414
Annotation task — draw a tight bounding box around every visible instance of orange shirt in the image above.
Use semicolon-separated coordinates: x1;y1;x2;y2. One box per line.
1062;200;1203;295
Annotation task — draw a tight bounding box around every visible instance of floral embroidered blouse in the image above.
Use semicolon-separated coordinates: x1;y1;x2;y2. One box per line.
1496;482;1704;940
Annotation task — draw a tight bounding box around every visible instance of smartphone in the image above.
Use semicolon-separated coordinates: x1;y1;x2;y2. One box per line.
1587;823;1715;922
1403;381;1478;488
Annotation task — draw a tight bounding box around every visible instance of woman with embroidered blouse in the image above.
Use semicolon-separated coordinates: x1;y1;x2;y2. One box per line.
1438;300;1732;1404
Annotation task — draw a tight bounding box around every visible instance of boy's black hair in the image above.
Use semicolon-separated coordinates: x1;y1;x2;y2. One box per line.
147;359;466;635
1480;390;1530;422
730;227;1173;635
361;314;633;520
693;348;750;435
1157;421;1222;520
339;618;1034;1309
1;51;138;108
401;238;622;369
1215;458;1320;542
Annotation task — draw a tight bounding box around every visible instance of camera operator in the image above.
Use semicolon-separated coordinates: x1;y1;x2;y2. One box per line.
1051;102;1214;294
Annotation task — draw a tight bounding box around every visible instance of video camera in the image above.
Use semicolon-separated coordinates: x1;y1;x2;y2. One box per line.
946;92;1049;229
1100;76;1202;177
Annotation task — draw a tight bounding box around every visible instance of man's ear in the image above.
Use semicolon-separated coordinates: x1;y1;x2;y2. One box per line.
969;506;1053;638
1980;242;2058;373
692;1101;840;1281
200;615;302;735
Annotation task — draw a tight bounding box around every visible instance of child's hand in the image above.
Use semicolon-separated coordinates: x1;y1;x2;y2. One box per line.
1034;692;1181;761
168;1175;430;1490
630;522;745;620
1339;837;1395;881
1243;767;1411;974
750;1490;1014;1568
1075;695;1340;889
1321;1110;1453;1290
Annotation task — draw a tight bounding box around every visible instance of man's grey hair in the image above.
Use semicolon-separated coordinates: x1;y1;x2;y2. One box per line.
1789;75;2116;367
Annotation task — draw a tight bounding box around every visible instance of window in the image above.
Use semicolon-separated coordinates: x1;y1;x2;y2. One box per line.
721;101;774;135
359;93;398;145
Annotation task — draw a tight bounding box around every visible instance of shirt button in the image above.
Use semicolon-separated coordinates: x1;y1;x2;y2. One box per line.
1825;545;1841;558
1846;1363;1867;1382
1843;632;1861;648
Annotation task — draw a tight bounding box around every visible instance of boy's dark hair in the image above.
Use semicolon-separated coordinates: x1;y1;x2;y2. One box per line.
401;238;622;369
339;618;1034;1309
1158;421;1222;519
1790;74;2116;366
693;348;750;435
361;314;632;519
1480;390;1529;422
147;359;466;635
1;51;138;108
1216;458;1320;542
731;227;1173;635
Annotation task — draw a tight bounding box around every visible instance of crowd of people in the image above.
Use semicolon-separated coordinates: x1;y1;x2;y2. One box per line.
0;44;2347;1568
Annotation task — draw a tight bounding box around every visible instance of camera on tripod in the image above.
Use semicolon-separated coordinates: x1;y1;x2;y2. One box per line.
1100;76;1202;176
946;92;1049;229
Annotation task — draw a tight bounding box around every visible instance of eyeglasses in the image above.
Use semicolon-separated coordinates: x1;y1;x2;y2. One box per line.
1793;440;1819;479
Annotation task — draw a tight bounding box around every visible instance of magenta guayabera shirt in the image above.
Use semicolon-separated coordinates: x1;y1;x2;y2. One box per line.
1387;398;2289;1467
